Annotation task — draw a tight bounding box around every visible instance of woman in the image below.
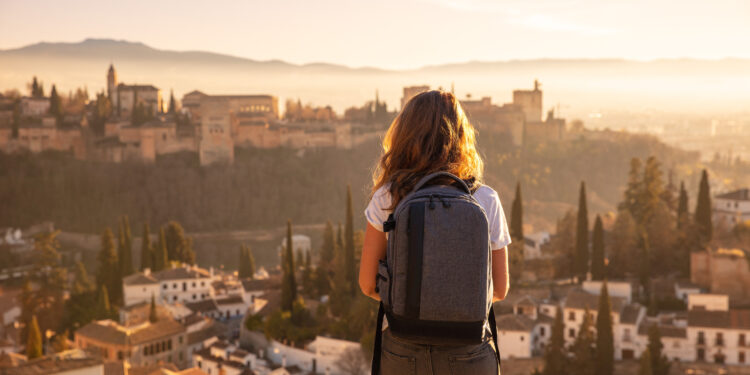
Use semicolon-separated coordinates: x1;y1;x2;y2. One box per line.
359;90;511;374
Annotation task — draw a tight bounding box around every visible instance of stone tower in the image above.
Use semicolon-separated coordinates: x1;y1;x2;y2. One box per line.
107;64;117;101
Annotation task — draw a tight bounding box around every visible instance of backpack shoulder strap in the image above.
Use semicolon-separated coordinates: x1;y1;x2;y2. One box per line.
413;172;470;194
489;305;502;367
371;302;386;375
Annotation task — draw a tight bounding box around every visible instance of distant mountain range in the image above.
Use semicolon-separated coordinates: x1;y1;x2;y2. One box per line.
2;38;749;115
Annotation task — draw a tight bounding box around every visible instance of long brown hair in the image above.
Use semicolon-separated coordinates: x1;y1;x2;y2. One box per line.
372;90;483;209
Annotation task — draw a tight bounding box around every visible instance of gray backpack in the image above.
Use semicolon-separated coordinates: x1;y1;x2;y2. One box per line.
371;172;500;373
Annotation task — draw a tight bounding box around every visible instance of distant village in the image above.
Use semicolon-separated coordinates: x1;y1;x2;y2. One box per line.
3;65;750;375
0;64;572;166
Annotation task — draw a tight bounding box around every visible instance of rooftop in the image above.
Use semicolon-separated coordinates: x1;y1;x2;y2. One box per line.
716;188;750;201
687;309;750;330
75;318;185;346
495;314;536;332
637;322;687;339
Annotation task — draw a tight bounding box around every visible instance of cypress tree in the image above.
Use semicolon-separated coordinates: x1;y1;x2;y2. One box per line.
510;182;524;242
281;220;297;311
620;158;642;219
575;181;590;280
344;185;356;295
26;315;43;359
96;286;111;319
694;169;712;241
96;228;121;305
591;215;606;280
168;89;176;114
336;222;344;262
570;308;596;375
321;221;335;266
542;308;567;375
140;223;152;271
595;281;614;375
120;216;134;276
640;157;664;225
647;326;671;375
638;350;653;375
49;84;62;122
149;294;158;323
677;181;689;229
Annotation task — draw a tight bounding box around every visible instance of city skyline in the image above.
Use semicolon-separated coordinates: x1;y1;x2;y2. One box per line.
1;0;749;70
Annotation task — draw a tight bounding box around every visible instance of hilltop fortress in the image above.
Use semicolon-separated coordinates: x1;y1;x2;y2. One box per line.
0;65;569;165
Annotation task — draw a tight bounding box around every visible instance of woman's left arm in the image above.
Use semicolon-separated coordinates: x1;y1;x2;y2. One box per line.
359;223;387;301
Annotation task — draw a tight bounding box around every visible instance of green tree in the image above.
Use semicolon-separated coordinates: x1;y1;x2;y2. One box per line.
647;326;671;375
542;308;567;375
620;157;643;219
321;221;335;267
140;223;152;271
570;308;596;375
694;169;712;241
638;350;653;375
96;228;122;305
609;210;638;278
595;281;614;375
119;216;134;276
49;84;62;123
281;220;297;311
149;294;158;323
26;315;43;359
165;221;195;264
72;261;94;294
96;286;112;319
29;76;44;97
168;89;176;114
575;181;590;279
590;215;606;280
238;244;256;279
345;185;356;295
677;181;689;229
640;156;664;225
510;182;524;241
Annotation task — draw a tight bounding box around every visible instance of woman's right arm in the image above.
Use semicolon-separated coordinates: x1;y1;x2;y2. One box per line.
491;246;510;302
359;223;387;301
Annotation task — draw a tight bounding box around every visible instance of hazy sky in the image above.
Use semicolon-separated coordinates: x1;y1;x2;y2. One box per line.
1;0;749;69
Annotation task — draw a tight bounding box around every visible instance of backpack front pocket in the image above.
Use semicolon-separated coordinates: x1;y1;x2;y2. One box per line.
376;259;391;305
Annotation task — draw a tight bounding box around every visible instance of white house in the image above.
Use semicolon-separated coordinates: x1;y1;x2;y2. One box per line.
688;294;729;311
193;340;269;375
523;231;550;260
495;314;536;359
713;188;750;226
123;264;214;306
266;336;361;375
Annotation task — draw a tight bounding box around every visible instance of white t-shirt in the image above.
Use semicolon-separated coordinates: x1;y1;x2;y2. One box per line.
364;184;512;250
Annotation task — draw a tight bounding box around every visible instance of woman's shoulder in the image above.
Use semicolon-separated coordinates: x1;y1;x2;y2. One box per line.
474;184;499;200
